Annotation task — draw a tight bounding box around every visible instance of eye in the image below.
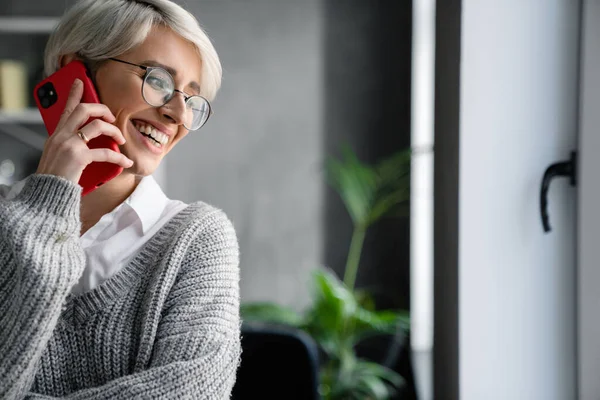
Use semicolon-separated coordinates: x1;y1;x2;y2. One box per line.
146;76;169;91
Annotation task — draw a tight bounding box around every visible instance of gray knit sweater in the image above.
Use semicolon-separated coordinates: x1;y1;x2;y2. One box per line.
0;174;241;399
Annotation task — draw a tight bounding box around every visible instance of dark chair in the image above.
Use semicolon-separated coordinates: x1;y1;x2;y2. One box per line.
232;323;320;400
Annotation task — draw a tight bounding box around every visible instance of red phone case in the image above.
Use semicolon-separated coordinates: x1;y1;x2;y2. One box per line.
33;60;123;196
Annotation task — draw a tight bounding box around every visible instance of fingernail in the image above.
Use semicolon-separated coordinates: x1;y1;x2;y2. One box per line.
74;79;82;87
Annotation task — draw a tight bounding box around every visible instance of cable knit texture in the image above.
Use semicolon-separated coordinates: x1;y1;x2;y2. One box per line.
0;174;241;399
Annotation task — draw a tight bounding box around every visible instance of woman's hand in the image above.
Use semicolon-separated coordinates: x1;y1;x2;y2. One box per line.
36;79;134;185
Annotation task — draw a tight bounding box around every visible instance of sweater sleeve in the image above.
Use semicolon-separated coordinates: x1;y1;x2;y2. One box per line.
0;174;85;400
24;209;242;400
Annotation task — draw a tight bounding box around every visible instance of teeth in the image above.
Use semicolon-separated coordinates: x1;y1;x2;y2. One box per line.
133;121;169;146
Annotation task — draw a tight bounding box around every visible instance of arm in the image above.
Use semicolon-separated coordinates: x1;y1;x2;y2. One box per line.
26;209;242;400
0;174;85;399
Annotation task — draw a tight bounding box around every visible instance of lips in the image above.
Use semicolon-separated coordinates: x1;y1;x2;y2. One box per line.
131;119;163;141
128;120;164;154
131;119;173;137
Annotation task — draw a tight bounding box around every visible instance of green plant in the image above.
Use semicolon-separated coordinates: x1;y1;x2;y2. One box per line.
241;145;411;399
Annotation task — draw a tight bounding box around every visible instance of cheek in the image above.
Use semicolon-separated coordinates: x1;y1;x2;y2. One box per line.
97;76;144;113
173;128;189;144
104;88;142;112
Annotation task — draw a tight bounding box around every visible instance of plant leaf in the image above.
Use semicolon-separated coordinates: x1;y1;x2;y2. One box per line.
355;361;405;388
240;302;303;327
335;360;404;400
367;189;410;224
359;375;391;399
325;145;378;226
351;309;408;346
354;289;376;311
365;149;411;224
355;309;401;332
375;149;411;182
304;269;359;356
326;146;411;229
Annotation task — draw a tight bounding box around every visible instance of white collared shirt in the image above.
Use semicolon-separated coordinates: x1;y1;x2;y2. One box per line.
2;174;188;294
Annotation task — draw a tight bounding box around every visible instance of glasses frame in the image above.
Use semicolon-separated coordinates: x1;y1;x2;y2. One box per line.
108;57;212;131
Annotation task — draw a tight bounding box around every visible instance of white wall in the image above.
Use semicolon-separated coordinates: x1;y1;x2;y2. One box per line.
459;1;579;399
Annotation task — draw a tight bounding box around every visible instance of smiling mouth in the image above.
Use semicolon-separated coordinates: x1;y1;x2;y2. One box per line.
130;120;168;148
140;130;161;145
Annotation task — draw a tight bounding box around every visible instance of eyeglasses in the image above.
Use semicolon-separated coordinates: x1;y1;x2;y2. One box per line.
108;58;212;131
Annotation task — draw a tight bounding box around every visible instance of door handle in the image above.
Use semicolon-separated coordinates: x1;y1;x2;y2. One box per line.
540;151;576;233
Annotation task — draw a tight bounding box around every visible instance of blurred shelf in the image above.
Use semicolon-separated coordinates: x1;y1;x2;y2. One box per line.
0;110;46;151
0;17;58;34
0;108;42;124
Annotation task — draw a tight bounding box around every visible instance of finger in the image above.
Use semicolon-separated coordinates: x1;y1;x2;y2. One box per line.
78;119;126;145
55;79;84;131
87;148;134;169
62;103;117;134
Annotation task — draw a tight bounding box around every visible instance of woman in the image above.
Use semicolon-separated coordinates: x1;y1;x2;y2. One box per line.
0;0;240;398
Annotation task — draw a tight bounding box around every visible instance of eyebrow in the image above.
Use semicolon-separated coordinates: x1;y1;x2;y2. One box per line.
140;59;202;94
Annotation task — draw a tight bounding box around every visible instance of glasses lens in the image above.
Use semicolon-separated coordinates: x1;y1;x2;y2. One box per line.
185;96;211;130
143;68;174;106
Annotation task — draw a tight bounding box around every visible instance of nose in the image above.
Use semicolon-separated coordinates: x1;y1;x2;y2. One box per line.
159;90;187;127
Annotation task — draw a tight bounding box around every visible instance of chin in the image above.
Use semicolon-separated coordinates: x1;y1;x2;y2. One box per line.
121;149;162;174
123;159;158;178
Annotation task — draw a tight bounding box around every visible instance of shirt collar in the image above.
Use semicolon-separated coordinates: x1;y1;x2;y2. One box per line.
125;175;170;235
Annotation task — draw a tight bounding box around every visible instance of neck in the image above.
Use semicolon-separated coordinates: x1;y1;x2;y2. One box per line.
80;171;142;234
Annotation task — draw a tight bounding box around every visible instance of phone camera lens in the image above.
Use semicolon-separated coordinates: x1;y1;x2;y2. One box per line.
38;82;57;108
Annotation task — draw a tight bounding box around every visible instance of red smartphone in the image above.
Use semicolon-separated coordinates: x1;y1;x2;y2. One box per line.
33;60;123;196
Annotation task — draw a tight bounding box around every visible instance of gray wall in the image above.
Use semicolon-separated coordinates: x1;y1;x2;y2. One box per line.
165;1;324;308
167;0;412;311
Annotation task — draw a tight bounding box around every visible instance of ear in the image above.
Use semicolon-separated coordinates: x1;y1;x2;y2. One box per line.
58;53;81;69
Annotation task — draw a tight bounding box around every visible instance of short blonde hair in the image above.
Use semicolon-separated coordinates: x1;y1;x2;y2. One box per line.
44;0;222;101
